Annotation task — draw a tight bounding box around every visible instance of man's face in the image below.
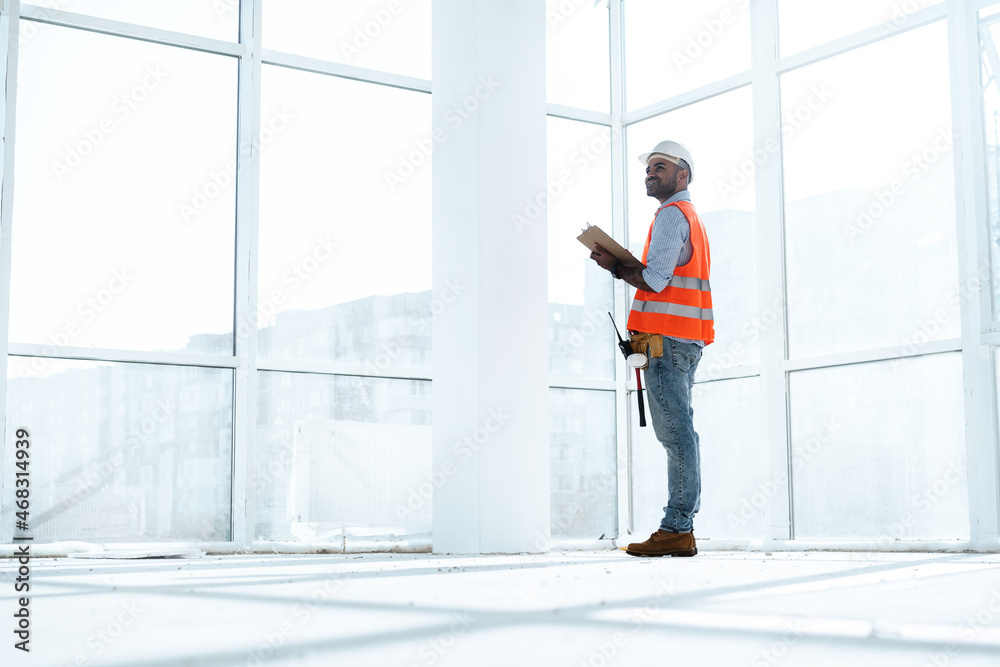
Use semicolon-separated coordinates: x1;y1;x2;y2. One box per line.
645;157;685;201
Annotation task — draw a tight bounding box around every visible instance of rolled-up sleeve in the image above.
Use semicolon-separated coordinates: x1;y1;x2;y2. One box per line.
641;205;690;294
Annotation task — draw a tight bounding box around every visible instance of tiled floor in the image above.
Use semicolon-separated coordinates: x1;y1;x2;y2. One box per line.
3;550;1000;666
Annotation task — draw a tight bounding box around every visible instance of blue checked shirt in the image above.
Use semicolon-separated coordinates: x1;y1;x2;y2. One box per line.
637;189;706;347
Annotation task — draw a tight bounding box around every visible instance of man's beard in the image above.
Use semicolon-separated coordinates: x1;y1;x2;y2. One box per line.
647;174;679;199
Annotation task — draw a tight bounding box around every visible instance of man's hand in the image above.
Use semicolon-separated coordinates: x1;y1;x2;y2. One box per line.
589;243;618;272
589;243;656;292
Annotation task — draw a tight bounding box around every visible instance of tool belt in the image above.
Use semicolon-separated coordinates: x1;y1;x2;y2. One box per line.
628;332;665;359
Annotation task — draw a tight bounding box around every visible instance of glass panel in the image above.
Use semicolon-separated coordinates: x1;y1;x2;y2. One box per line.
258;66;432;371
790;354;969;542
624;0;751;110
549;388;616;542
547;118;615;380
631;376;765;540
626;87;759;377
23;1;239;42
4;359;233;542
546;0;609;111
779;0;944;56
981;20;1000;322
262;0;431;80
11;25;237;356
255;372;432;548
783;22;958;359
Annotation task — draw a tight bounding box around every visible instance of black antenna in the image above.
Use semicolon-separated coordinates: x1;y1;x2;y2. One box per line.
608;312;631;358
608;312;624;342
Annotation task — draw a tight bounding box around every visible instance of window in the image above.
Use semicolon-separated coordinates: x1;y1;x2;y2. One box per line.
255;372;432;547
550;388;617;541
10;24;238;356
257;65;432;372
22;1;239;41
546;0;610;112
789;354;968;541
547;117;616;380
6;359;233;542
778;0;939;56
624;0;751;110
262;0;431;80
782;22;957;359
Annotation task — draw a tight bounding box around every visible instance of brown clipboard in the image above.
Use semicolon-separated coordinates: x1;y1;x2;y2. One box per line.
577;224;644;269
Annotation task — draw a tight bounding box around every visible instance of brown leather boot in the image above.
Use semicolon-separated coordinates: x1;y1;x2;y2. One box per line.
625;530;697;557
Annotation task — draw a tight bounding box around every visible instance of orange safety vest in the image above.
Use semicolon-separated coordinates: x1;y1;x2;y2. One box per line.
626;199;714;345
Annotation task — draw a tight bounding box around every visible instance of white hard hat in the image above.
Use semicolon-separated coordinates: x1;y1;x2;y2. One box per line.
639;140;694;183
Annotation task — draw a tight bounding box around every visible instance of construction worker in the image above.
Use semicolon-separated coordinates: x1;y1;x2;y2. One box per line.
589;140;713;557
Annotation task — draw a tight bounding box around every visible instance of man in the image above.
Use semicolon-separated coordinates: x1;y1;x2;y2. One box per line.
589;140;713;557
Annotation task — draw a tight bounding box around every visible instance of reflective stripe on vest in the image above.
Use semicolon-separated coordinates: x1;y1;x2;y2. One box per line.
626;199;714;345
631;300;714;320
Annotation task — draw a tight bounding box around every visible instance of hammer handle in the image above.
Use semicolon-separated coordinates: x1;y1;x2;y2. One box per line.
635;368;646;427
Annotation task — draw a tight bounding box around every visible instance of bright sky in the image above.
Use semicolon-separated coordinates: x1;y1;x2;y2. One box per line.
10;1;432;354
778;0;942;56
5;1;965;359
624;0;752;111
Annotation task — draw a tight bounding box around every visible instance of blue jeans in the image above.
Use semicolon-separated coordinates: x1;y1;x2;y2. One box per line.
643;338;702;533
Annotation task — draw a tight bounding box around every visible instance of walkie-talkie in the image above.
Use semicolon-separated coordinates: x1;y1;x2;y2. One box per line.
609;313;646;427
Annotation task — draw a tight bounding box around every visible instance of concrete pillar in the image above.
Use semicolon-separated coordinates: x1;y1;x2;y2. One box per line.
431;0;550;553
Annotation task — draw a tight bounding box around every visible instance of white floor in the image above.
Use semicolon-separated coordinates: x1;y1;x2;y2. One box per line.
3;550;1000;666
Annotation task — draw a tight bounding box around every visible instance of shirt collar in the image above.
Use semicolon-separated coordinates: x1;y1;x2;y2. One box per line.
654;189;691;213
664;189;690;205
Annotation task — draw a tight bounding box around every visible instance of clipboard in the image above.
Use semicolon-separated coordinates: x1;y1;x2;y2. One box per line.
577;224;644;269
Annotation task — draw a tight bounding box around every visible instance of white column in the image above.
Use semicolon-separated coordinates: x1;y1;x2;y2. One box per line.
0;0;19;544
608;0;633;541
432;0;550;554
231;0;263;547
949;0;1000;548
751;0;793;543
